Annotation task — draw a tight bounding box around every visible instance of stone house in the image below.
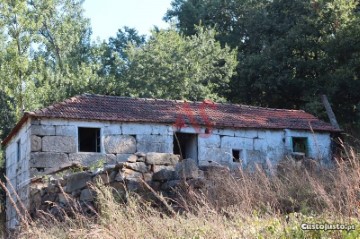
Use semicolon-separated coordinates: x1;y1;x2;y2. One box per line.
2;94;339;228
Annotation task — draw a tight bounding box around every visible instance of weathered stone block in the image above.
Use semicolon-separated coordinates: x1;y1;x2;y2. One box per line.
105;154;117;164
69;153;109;167
127;155;138;163
31;125;55;136
138;141;172;153
122;168;143;179
110;181;126;193
198;135;220;148
244;150;267;170
31;119;41;125
115;172;124;182
55;125;77;137
143;173;152;182
198;147;231;163
124;162;148;173
151;125;168;135
116;154;135;163
188;178;206;189
58;193;67;205
138;142;154;153
31;135;42;152
146;153;179;165
152;169;176;181
6;163;16;178
42;136;76;153
122;123;152;135
153;165;175;173
175;158;199;179
220;136;253;149
137;156;145;162
125;178;144;191
200;165;230;178
104;135;136;154
135;152;146;157
64;171;92;193
136;134;172;143
80;189;95;201
103;125;122;135
30;152;69;168
93;173;112;184
247;150;266;162
161;180;180;191
213;128;235;137
234;130;258;138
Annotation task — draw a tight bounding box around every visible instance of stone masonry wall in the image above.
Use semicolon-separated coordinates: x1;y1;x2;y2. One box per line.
30;152;206;218
5;120;31;229
176;127;332;169
29;119;174;177
29;118;332;176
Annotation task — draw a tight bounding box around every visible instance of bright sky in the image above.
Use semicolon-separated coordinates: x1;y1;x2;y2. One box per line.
83;0;173;41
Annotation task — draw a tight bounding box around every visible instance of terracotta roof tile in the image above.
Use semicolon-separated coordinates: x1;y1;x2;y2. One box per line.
2;94;339;146
30;94;337;132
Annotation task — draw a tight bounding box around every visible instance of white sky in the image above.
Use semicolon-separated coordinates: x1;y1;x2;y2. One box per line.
83;0;173;41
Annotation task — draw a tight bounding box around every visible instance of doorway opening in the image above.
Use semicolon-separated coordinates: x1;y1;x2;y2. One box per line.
173;133;198;162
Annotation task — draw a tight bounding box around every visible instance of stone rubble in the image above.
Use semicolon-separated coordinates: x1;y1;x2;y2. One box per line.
29;152;215;219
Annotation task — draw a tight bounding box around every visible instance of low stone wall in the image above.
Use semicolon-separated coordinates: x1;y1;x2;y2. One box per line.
29;152;208;218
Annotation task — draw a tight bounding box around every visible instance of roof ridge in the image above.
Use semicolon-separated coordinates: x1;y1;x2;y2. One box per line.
29;93;307;114
81;94;306;112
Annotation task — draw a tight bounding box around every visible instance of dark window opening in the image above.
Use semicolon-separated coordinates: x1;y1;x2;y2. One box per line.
78;127;101;152
173;133;198;162
292;137;307;155
232;149;241;163
36;167;45;172
16;140;21;162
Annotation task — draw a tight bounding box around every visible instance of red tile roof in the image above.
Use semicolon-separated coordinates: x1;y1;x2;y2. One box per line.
2;94;340;146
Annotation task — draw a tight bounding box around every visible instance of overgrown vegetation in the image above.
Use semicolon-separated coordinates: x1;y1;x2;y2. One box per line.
0;0;360;137
1;0;360;237
3;144;359;238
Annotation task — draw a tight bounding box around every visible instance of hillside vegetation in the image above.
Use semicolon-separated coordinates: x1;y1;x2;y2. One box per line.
0;0;360;140
4;144;359;239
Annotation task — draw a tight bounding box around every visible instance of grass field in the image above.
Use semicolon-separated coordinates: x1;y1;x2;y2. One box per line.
3;144;360;238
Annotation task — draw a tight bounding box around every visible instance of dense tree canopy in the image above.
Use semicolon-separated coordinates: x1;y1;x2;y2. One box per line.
123;28;237;101
165;0;360;130
0;0;359;142
0;0;97;119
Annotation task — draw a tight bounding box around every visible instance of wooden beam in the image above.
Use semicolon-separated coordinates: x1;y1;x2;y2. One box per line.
321;95;340;130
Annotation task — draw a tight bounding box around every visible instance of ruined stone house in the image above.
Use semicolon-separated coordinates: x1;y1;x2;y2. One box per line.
2;94;340;228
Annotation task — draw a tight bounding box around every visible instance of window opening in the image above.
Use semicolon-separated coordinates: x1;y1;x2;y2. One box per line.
16;140;21;162
78;127;101;152
232;149;241;163
292;137;307;155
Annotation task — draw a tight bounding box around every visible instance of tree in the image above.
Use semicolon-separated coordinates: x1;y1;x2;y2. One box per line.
122;28;237;101
29;0;97;103
0;0;101;137
324;15;360;130
0;0;36;118
165;0;360;128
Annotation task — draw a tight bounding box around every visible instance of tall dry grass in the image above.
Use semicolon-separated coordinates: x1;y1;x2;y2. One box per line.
4;145;360;238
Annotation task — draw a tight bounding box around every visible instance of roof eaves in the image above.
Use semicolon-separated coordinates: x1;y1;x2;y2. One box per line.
1;113;32;147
